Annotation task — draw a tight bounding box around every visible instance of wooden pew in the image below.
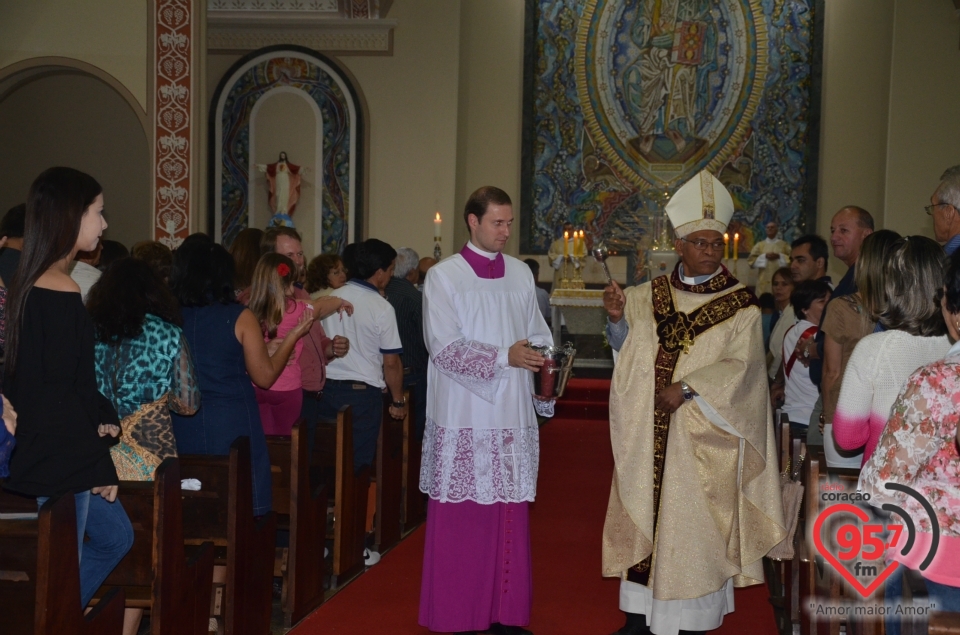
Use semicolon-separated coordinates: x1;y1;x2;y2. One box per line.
265;422;328;627
95;458;214;635
330;404;370;587
799;450;822;635
375;390;405;553
401;384;426;534
179;437;276;635
0;492;125;635
930;612;960;635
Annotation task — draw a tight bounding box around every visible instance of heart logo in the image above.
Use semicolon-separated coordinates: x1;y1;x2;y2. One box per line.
812;503;899;597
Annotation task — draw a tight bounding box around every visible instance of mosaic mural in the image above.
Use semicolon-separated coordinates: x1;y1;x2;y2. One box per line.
216;53;355;252
522;0;816;256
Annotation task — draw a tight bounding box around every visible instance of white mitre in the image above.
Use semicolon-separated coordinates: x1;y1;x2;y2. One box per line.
665;170;734;238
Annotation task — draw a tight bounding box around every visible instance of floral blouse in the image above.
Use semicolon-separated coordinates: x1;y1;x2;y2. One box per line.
859;344;960;585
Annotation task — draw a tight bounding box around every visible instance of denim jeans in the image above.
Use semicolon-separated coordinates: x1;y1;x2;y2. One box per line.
926;579;960;612
312;379;383;474
37;490;134;607
404;371;427;442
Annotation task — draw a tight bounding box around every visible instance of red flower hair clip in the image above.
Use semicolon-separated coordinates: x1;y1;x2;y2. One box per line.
277;263;291;277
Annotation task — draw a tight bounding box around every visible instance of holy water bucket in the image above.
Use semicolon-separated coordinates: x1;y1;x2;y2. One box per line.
528;343;576;399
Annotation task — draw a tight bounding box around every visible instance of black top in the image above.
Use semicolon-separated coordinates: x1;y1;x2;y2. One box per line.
6;287;119;497
385;277;428;372
0;247;20;286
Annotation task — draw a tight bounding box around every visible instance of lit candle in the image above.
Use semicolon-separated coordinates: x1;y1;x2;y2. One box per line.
579;230;586;257
563;230;569;258
733;232;740;261
723;232;729;260
434;212;441;237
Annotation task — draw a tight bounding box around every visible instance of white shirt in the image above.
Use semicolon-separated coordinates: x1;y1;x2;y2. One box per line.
320;279;402;388
69;261;101;304
781;319;820;425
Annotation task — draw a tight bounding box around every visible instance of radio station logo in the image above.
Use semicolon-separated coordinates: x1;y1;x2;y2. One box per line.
812;481;940;599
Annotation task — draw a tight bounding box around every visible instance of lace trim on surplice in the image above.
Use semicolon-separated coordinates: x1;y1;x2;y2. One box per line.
420;418;539;504
432;338;505;404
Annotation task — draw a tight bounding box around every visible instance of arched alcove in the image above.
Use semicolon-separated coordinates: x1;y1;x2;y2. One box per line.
0;61;151;247
209;46;364;255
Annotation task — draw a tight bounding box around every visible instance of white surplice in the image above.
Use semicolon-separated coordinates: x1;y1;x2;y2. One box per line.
419;243;553;505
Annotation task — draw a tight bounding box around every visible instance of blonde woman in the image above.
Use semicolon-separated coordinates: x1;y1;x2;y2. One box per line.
247;253;352;434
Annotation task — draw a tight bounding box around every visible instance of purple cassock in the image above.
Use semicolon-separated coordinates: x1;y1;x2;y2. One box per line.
418;242;553;633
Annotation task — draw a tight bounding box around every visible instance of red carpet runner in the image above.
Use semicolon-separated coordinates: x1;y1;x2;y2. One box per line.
291;379;777;635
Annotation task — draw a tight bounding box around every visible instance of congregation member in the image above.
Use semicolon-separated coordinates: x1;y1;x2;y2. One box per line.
170;235;314;516
827;206;874;297
858;249;960;613
385;247;429;440
228;227;264;292
819;230;900;467
833;236;951;466
772;280;831;440
747;220;790;295
305;253;347;298
524;258;552;324
417;256;437;287
317;238;405;469
419;186;553;635
87;256;198;635
88;257;200;480
245;227;349;452
318;238;405;567
0;395;16;478
928;164;960;255
247;253;351;435
130;240;173;283
4;167;133;608
602;171;784;635
765;267;794;378
788;234;830;286
0;203;25;285
97;239;129;272
69;240;102;303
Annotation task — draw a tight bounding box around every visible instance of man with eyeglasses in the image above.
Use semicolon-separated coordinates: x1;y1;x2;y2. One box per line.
601;171;785;635
929;165;960;255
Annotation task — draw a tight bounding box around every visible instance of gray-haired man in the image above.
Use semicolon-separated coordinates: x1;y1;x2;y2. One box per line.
930;165;960;255
385;247;428;439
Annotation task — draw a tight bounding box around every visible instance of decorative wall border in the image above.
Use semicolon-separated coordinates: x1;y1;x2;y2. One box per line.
207;13;395;54
154;0;194;248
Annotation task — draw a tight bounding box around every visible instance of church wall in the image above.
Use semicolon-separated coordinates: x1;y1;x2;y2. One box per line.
883;0;960;238
0;0;149;111
334;0;461;262
0;72;152;246
817;0;895;281
819;0;960;279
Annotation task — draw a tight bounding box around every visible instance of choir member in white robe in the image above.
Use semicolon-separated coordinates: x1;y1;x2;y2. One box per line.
419;186;554;635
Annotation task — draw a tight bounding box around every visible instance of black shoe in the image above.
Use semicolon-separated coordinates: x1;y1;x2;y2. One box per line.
485;624;533;635
609;612;652;635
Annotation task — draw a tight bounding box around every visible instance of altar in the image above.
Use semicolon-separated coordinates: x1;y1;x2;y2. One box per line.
549;288;612;368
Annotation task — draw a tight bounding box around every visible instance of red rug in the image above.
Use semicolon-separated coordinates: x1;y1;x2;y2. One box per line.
291;381;777;635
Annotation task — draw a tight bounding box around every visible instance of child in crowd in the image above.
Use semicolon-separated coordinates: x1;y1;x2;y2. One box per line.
248;253;352;434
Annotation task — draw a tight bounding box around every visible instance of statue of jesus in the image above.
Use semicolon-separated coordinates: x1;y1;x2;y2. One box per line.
256;151;303;227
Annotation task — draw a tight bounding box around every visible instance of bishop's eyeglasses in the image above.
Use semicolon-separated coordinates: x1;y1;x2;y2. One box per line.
680;237;725;252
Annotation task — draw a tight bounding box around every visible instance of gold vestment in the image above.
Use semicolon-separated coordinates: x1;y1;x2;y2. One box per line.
602;271;786;601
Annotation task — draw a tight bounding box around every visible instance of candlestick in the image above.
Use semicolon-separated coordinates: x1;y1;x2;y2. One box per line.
733;232;739;261
723;232;729;260
434;212;441;238
563;230;569;259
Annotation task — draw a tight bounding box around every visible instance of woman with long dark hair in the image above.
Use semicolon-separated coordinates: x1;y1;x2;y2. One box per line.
169;235;316;515
4;167;133;608
87;257;199;480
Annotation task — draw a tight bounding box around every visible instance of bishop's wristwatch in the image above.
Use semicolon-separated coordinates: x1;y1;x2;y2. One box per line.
679;380;695;402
